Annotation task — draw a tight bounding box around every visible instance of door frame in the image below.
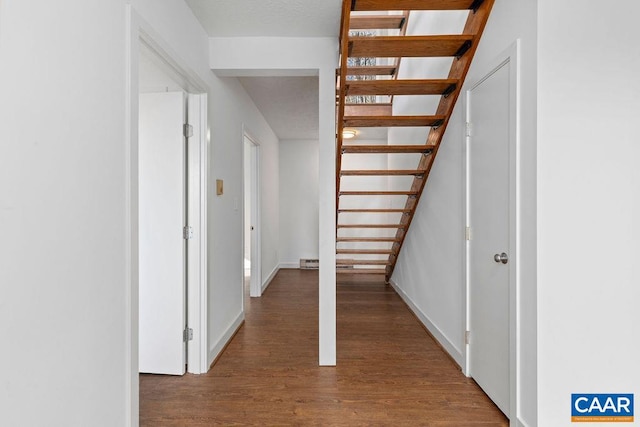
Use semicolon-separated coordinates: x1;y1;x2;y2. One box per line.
126;8;210;422
185;91;208;374
242;129;262;298
463;40;521;423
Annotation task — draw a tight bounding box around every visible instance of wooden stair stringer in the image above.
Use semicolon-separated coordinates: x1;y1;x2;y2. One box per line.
385;0;495;280
335;0;495;283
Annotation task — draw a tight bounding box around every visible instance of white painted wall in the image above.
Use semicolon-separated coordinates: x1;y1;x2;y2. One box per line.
389;1;538;425
255;128;280;286
537;1;640;425
0;1;128;425
210;36;338;365
279;139;319;267
206;76;280;360
1;1;284;424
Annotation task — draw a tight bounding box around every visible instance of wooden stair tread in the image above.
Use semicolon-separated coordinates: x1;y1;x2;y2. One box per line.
342;144;435;154
339;191;419;196
349;35;474;58
349;15;406;30
336;237;400;242
335;0;496;281
337;259;390;265
337;249;394;254
337;268;387;275
337;224;406;228
345;103;393;106
338;208;412;213
344;115;445;127
341;169;426;176
352;0;478;11
346;66;396;76
346;79;458;96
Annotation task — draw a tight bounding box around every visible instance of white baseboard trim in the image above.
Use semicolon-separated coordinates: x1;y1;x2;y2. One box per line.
207;311;244;368
279;262;299;269
516;417;530;427
262;265;279;293
389;279;464;368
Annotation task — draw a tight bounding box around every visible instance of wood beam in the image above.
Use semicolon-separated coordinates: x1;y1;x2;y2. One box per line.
346;65;396;76
349;35;474;58
341;169;426;176
352;0;476;11
343;115;445;127
341;145;434;154
346;79;458;96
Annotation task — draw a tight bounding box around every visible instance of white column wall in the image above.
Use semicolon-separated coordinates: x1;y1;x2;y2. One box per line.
0;1;128;425
537;1;640;425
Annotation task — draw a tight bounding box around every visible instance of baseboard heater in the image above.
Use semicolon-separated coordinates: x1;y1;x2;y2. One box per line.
299;258;319;269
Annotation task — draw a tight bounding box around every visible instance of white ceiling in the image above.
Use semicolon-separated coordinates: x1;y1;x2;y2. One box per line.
239;77;319;140
185;0;342;37
185;1;343;141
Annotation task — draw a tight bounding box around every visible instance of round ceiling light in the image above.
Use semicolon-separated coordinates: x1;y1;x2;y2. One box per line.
342;129;357;139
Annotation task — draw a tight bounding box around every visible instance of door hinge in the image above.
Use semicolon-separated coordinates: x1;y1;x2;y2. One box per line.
183;226;193;240
465;330;471;345
183;124;193;138
465;226;472;241
465;122;472;137
183;327;193;342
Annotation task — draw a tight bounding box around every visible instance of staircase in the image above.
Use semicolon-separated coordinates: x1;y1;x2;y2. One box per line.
336;0;494;282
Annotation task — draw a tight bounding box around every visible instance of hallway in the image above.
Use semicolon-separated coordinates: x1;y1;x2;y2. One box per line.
140;270;507;425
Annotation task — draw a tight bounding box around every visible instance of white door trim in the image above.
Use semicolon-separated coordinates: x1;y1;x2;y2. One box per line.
126;8;210;424
242;128;262;298
186;92;209;374
463;40;521;424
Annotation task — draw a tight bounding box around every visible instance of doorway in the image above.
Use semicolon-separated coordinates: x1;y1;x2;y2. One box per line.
243;132;261;299
135;34;209;377
465;41;520;420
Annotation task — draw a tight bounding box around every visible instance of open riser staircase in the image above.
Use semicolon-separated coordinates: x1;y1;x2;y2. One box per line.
336;0;494;282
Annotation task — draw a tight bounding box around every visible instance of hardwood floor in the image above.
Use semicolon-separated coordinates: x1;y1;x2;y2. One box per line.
140;269;508;426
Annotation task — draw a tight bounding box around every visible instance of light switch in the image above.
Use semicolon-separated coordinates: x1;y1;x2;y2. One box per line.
216;179;223;196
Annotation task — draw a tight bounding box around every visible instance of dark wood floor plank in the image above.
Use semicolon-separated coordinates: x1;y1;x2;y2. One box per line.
140;270;507;426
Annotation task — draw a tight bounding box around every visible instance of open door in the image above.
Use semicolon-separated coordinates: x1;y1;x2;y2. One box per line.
139;91;187;375
243;134;261;298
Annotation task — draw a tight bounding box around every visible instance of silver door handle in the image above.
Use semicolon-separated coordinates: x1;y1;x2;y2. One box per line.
494;252;508;264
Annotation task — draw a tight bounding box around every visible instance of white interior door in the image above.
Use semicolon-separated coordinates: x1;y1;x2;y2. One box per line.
467;61;511;416
244;134;261;298
139;91;186;375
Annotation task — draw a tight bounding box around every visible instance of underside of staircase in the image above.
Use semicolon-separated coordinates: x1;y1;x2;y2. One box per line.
336;0;494;282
